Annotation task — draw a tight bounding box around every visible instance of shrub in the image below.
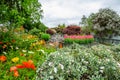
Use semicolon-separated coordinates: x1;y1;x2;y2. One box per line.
0;30;18;53
29;28;41;38
41;33;51;41
46;29;56;35
62;25;81;35
36;43;120;80
53;27;65;33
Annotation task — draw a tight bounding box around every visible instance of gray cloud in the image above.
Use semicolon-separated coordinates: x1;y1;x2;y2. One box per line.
39;0;120;27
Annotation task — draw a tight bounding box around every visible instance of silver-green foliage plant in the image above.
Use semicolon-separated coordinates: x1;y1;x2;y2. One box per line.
91;8;120;38
36;43;120;80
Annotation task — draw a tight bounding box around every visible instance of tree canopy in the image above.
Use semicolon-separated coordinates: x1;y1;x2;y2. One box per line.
81;8;120;38
0;0;44;30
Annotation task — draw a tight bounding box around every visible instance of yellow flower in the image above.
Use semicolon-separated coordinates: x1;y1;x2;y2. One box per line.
40;40;46;45
12;57;19;63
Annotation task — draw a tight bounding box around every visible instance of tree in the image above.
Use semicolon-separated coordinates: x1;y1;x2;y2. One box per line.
90;8;120;38
80;15;87;26
0;0;43;31
80;14;94;35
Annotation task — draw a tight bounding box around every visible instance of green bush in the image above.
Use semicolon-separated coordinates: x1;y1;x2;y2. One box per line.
41;33;51;41
29;28;41;37
64;38;94;44
36;43;120;80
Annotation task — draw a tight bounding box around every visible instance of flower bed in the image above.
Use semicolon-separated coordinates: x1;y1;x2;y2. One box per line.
0;31;56;80
64;35;94;44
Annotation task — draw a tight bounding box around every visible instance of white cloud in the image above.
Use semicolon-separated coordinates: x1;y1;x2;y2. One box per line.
39;0;120;27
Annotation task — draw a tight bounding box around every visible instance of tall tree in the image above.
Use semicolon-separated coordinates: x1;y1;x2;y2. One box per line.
0;0;43;30
90;8;120;38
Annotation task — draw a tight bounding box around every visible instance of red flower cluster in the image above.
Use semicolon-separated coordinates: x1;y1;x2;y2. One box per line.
16;60;35;70
64;35;94;39
10;60;35;77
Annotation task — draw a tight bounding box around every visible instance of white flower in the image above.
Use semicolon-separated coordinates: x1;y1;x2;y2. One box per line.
117;62;120;67
49;76;54;79
40;50;45;53
100;66;105;70
81;59;84;61
28;51;34;54
3;51;7;54
59;64;64;70
106;59;110;62
84;61;88;64
16;47;19;50
10;46;13;49
22;50;27;52
100;70;104;73
48;62;53;66
54;67;57;73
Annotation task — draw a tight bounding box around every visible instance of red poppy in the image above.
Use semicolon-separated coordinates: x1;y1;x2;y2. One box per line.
0;55;7;62
22;61;35;70
16;60;35;70
16;64;25;68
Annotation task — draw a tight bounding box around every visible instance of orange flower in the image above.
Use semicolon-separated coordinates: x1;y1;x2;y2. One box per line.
10;66;17;72
28;60;33;64
0;55;7;62
14;70;19;77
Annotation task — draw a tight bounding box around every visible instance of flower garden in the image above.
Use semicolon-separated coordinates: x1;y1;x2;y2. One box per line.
0;24;120;80
0;1;120;79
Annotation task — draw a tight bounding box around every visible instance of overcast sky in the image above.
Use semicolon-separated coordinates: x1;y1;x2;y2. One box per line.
39;0;120;27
